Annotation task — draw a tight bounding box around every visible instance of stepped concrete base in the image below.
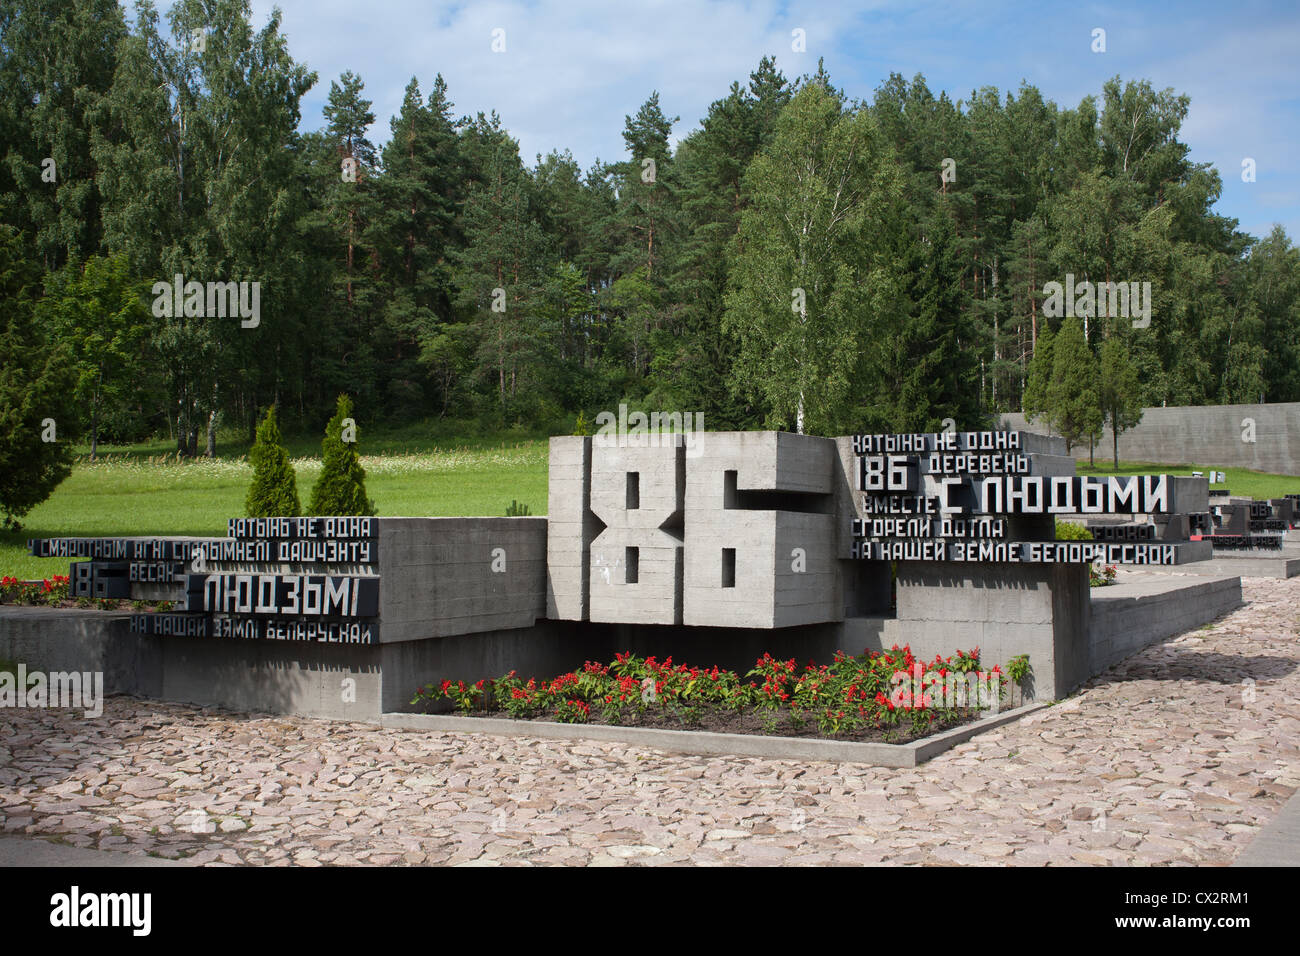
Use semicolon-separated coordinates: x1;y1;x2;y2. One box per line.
0;568;1250;722
1152;554;1300;578
1090;574;1242;675
381;702;1051;767
0;606;594;721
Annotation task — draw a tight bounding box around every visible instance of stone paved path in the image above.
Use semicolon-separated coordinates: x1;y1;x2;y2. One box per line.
2;576;1297;866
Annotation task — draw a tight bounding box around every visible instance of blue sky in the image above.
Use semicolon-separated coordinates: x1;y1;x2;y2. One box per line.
228;0;1297;241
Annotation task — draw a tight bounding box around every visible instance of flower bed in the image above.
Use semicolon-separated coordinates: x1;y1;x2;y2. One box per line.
1090;564;1118;587
411;646;1011;744
0;574;171;612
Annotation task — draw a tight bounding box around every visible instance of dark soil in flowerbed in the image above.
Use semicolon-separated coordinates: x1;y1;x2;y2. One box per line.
442;705;989;744
0;597;172;611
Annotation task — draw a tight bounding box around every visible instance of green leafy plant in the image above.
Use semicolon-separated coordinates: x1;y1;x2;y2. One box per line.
0;227;76;528
554;698;590;723
412;644;1004;740
1007;654;1032;706
1089;564;1118;587
1;575;70;606
1055;520;1094;541
505;499;531;517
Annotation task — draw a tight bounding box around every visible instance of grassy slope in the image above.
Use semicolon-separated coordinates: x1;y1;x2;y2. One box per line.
1075;459;1300;500
2;424;549;579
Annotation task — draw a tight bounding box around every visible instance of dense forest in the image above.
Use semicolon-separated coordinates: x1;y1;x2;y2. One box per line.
4;0;1300;460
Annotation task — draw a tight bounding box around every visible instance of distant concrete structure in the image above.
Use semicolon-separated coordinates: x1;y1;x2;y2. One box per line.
1000;402;1300;476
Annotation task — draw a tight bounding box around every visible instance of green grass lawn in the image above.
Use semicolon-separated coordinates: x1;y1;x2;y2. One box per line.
1;430;549;580
1075;459;1300;500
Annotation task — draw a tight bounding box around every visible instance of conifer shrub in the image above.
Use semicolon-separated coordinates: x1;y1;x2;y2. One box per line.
307;394;375;516
245;406;300;517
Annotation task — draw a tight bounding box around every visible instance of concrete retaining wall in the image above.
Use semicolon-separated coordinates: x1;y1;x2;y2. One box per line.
842;561;1091;702
378;517;548;642
0;564;1247;721
1089;575;1243;675
1000;403;1300;476
0;606;593;720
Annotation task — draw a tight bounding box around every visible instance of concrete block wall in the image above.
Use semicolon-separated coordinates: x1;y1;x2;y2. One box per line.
377;517;547;641
862;560;1092;701
588;438;685;625
0;607;162;699
546;436;592;621
1089;575;1243;674
1000;403;1300;477
683;431;839;628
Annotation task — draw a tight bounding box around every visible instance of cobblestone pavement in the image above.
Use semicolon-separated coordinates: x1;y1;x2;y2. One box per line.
2;576;1297;866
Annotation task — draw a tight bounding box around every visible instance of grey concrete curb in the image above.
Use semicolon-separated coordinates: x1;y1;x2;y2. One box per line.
1232;789;1300;866
0;835;191;867
381;701;1052;767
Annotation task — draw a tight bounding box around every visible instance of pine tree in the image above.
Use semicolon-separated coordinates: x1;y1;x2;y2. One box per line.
884;204;982;431
0;0;126;269
1023;320;1055;428
1098;336;1143;470
1048;316;1102;456
451;115;552;418
245;406;300;517
369;76;463;415
308;394;374;516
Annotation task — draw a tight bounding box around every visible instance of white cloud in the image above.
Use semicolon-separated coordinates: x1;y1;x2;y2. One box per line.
229;0;1298;236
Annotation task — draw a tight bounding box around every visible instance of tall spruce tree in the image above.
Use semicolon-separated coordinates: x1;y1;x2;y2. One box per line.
245;405;300;517
0;0;126;269
0;226;76;526
1098;336;1143;470
1022;319;1055;428
1048;315;1102;456
451;115;551;419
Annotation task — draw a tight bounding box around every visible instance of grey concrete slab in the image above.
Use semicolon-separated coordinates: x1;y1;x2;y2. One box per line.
1090;574;1243;675
381;701;1051;767
0;836;190;866
1148;555;1300;578
1232;790;1300;866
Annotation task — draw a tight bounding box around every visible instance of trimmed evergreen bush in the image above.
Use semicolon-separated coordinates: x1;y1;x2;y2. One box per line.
1054;519;1094;541
245;406;300;517
308;394;375;516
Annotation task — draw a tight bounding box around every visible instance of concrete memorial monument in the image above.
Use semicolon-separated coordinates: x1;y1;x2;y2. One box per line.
6;428;1246;721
